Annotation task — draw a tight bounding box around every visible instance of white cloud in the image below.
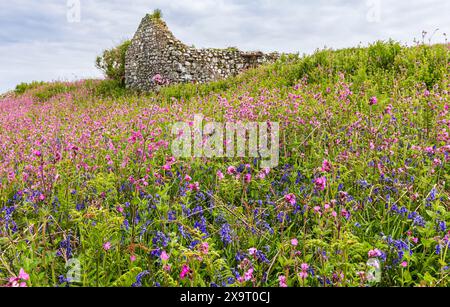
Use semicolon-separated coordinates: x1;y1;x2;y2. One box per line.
1;0;449;93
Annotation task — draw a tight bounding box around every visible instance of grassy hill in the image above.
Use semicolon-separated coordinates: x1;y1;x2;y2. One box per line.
1;41;449;287
13;41;449;101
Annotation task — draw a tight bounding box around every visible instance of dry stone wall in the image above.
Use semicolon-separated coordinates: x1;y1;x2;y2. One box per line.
125;15;280;91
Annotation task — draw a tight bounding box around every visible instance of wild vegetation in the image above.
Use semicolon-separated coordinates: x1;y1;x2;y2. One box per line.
1;41;449;287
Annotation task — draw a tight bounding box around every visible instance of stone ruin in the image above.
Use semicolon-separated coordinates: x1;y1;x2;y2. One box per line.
125;14;280;91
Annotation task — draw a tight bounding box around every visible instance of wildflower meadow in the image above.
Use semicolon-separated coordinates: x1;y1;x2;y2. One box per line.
0;41;449;287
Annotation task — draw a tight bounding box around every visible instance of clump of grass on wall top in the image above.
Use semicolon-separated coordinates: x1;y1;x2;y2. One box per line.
149;9;162;20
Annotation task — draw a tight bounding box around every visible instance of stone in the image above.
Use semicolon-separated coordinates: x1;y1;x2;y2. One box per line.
125;15;281;91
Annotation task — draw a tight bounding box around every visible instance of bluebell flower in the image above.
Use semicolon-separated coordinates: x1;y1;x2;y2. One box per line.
57;234;73;258
194;216;208;235
256;250;270;264
132;271;150;287
235;252;246;262
277;211;291;223
399;207;408;216
152;231;170;247
436;244;442;255
357;180;370;189
168;210;176;221
178;225;188;239
192;205;203;216
295;171;303;185
76;203;85;211
151;248;161;258
438;220;446;232
220;224;232;245
413;215;426;227
123;219;129;231
281;173;290;183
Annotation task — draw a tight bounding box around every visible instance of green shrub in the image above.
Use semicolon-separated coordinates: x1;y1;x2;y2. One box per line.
14;81;45;95
95;40;131;86
367;40;402;71
33;83;76;102
92;79;130;98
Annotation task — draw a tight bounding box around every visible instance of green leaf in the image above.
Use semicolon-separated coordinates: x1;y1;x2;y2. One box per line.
111;267;142;287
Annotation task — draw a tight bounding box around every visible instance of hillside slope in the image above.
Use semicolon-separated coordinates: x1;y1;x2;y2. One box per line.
1;41;449;287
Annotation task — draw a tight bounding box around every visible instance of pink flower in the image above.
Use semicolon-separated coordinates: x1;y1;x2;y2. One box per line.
217;170;224;180
284;193;296;205
19;268;29;281
321;160;332;173
425;147;434;154
244;174;252;183
152;74;165;85
341;209;350;219
8;277;27;287
227;166;237;175
184;175;192;182
385;104;393;115
291;238;299;246
258;168;271;179
188;182;200;192
162;164;171;171
130;255;137;262
244;268;254;281
313;206;321;213
314;177;327;191
248;248;258;256
180;264;190;280
369;96;378;106
103;242;111;251
38;194;46;201
331;211;337;217
278;275;288;287
301;263;309;271
368;249;382;258
117;206;124;213
401;261;408;268
200;242;209;255
33;150;41;157
160;251;169;261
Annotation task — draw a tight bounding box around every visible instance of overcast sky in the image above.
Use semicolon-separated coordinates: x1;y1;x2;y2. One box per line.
1;0;449;93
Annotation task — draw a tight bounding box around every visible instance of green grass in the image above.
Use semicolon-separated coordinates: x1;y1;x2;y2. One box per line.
14;41;449;103
2;40;449;288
